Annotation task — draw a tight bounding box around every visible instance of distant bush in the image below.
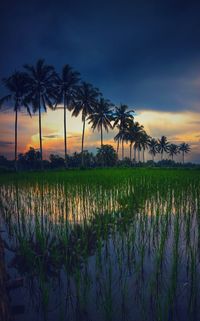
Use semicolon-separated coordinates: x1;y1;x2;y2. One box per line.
49;154;65;169
96;145;118;167
0;148;199;171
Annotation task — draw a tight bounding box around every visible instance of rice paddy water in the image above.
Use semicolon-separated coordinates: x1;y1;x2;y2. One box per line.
0;168;200;321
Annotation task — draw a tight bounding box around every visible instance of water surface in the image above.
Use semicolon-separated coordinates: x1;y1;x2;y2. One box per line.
0;169;200;321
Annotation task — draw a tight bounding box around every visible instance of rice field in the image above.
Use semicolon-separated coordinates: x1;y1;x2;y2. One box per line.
0;168;200;321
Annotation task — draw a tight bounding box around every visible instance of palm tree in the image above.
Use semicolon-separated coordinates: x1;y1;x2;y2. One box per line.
126;121;135;160
54;65;80;167
0;71;31;170
179;143;191;164
88;98;113;147
134;132;144;163
126;121;143;161
113;104;134;158
168;144;179;161
140;131;150;162
148;138;158;161
114;125;128;160
157;136;169;160
72;82;100;166
24;59;56;167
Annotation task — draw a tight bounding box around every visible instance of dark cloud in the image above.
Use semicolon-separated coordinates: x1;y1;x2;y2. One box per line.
68;135;80;139
1;0;200;112
0;141;14;146
43;134;80;139
43;134;60;139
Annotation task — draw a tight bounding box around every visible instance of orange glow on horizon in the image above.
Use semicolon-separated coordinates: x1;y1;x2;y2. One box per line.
0;108;199;161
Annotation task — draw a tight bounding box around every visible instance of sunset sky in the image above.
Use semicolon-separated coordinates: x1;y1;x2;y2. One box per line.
0;0;200;162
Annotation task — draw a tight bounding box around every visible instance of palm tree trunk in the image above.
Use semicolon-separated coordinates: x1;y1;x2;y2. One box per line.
138;149;140;162
64;94;67;168
129;144;132;160
38;103;43;169
134;145;136;162
183;151;184;164
152;154;154;162
117;140;119;154
122;140;124;160
14;107;18;171
100;124;104;167
101;123;103;147
143;149;145;163
81;117;86;167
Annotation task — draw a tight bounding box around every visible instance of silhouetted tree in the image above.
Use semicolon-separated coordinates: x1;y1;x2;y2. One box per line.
54;65;80;167
127;121;144;162
134;137;143;162
24;59;56;168
168;144;179;161
96;144;117;167
72;82;100;166
157;136;169;160
18;147;41;169
114;125;128;160
49;154;65;168
179;143;191;164
113;104;134;157
148;138;158;161
140;131;150;162
88;98;113;147
24;147;41;161
0;72;31;170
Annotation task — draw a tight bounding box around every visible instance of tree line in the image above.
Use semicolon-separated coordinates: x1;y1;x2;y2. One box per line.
0;59;191;170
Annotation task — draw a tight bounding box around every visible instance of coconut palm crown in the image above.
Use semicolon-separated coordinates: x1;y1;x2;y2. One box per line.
24;59;56;165
126;121;144;161
157;135;169;160
168;143;179;160
113;104;134;157
179;142;191;164
72;82;101;166
0;71;31;170
88;98;114;147
148;138;158;161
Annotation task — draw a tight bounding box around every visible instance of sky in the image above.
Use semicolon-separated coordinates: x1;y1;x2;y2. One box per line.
0;0;200;162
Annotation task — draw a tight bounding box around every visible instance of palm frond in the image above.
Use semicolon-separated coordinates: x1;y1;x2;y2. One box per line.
0;95;11;108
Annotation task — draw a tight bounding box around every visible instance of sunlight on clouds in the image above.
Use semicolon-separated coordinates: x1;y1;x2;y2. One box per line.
0;108;199;162
42;108;83;135
136;110;200;142
135;110;200;163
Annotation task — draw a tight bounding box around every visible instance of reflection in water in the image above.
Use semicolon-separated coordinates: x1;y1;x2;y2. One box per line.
0;172;200;321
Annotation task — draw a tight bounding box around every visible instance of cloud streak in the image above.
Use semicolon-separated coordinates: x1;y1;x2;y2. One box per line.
0;141;14;146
